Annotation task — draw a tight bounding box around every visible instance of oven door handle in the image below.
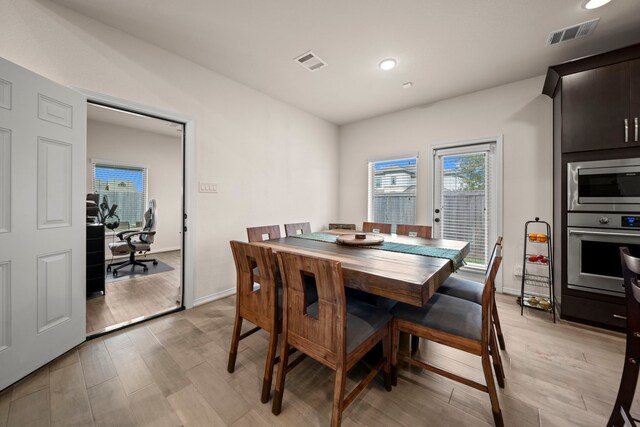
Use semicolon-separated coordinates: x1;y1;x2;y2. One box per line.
569;229;640;238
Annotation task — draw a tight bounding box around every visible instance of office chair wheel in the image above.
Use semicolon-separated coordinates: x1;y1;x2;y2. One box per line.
106;266;111;272
143;267;148;272
113;270;118;277
153;260;158;266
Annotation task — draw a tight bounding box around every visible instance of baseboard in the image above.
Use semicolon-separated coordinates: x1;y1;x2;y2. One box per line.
193;287;235;307
501;287;521;296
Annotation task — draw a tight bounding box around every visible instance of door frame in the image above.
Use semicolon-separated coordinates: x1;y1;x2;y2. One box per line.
78;88;196;309
428;135;503;290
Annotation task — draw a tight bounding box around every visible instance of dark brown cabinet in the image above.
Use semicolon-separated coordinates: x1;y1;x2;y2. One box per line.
562;62;630;153
631;60;640;142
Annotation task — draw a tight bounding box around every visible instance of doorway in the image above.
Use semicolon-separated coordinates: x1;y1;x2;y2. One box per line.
431;138;502;282
85;102;185;336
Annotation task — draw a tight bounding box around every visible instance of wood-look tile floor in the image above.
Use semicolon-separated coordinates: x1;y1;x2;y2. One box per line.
2;293;635;426
86;250;182;335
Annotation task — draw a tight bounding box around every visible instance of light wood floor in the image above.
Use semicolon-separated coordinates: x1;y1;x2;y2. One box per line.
86;250;182;335
1;293;636;426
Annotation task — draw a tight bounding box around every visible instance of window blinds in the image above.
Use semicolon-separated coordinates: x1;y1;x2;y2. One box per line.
91;162;148;230
367;157;417;233
436;145;494;268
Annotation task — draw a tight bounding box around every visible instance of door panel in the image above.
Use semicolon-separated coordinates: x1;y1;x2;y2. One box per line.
0;57;86;390
631;59;640;144
562;63;630;152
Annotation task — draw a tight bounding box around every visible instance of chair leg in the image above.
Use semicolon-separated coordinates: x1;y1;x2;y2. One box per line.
382;325;392;392
261;331;279;403
481;347;504;427
391;320;400;387
410;335;419;353
489;328;505;388
227;315;243;373
272;343;290;415
492;302;506;351
330;365;347;427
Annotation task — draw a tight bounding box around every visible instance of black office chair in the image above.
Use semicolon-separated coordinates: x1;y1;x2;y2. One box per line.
107;199;158;277
608;247;640;427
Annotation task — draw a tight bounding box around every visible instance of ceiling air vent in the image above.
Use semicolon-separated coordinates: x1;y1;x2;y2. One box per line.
294;51;327;72
546;18;599;46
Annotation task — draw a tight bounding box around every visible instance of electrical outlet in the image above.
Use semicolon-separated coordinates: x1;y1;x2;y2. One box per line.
514;265;523;277
199;182;218;193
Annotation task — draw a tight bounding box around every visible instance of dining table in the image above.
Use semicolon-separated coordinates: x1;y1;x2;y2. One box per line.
252;229;470;307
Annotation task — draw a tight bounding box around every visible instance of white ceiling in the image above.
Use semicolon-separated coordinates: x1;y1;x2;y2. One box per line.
87;103;183;138
53;0;640;125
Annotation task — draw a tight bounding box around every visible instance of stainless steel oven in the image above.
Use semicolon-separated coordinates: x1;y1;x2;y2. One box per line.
568;212;640;296
568;158;640;212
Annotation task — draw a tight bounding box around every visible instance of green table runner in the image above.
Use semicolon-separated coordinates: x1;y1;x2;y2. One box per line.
292;232;465;271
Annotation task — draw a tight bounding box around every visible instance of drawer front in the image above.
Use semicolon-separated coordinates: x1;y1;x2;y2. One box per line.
562;294;626;329
86;277;105;295
86;238;104;253
87;224;105;238
87;264;105;280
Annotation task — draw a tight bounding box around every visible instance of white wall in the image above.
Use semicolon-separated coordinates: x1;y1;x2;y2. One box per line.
87;119;182;255
0;0;339;304
339;76;553;293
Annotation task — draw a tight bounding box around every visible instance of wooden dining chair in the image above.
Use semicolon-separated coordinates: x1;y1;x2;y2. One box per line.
436;237;506;350
284;222;311;236
391;243;505;427
329;223;356;230
396;224;432;238
247;225;281;242
608;247;640;427
362;221;391;234
272;252;392;427
228;240;281;403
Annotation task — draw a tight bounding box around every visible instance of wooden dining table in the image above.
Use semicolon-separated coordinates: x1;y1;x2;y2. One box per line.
252;230;470;307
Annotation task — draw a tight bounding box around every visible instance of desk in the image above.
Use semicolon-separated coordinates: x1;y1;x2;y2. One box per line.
253;233;469;307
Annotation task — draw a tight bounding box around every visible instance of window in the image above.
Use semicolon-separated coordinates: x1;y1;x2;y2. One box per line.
368;157;417;233
92;161;148;230
433;142;499;270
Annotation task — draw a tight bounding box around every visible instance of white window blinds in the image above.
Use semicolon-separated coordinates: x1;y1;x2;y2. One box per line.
368;157;417;233
91;161;148;230
435;144;495;268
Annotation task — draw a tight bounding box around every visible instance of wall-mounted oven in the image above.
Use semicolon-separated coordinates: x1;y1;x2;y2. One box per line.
568;158;640;212
568;212;640;296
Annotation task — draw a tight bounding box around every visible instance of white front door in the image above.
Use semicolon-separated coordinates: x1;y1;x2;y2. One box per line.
0;57;86;390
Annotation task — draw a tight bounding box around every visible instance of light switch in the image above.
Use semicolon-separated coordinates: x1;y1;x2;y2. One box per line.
199;182;218;193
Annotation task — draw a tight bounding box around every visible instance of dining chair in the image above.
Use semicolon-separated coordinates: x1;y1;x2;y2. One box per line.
284;222;311;236
272;251;392;427
228;241;282;403
607;247;640;427
436;237;506;350
391;243;505;427
247;225;281;242
329;223;356;230
396;224;432;238
362;221;391;234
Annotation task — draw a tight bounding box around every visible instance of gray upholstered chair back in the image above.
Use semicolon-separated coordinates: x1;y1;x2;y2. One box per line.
140;199;157;244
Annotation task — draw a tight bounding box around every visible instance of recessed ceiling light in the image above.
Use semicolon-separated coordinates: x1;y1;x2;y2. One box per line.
379;58;397;71
584;0;612;9
402;82;413;89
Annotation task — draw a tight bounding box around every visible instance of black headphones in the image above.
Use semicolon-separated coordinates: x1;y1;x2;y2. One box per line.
104;212;120;230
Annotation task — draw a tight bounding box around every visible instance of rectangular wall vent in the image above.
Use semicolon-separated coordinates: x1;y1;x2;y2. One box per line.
294;51;327;72
546;18;599;46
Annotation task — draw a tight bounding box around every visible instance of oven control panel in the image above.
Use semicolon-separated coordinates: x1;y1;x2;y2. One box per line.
622;216;640;228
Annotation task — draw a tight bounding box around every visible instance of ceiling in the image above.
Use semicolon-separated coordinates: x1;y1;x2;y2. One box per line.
87;103;183;138
52;0;640;125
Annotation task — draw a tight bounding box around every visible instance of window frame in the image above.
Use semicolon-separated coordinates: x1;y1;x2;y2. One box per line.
367;155;418;233
90;158;149;232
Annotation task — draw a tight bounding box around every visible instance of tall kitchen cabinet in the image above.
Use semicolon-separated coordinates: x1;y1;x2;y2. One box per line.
543;43;640;330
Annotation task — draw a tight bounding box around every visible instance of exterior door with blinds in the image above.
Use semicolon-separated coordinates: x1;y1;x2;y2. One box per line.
433;142;497;271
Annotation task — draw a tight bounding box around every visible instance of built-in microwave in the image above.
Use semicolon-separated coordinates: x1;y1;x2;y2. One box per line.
568;158;640;212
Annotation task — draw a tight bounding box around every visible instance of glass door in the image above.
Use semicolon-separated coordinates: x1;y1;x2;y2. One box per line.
433;143;497;271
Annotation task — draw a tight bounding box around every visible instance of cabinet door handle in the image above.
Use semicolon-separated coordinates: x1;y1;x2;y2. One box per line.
635;117;639;142
614;314;628;320
625;118;629;143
